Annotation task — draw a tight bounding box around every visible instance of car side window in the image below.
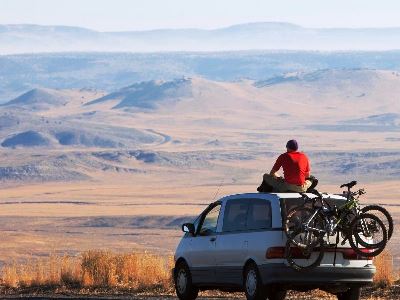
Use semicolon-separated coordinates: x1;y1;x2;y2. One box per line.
222;199;249;232
199;204;221;236
247;199;272;230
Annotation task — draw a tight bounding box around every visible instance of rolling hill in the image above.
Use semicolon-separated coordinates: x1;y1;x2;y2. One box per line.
86;78;192;109
0;69;399;184
2;88;68;111
1;130;51;147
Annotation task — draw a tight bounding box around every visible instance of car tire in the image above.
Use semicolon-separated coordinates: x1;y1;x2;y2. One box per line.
244;263;267;300
336;287;361;300
174;262;199;300
266;288;287;300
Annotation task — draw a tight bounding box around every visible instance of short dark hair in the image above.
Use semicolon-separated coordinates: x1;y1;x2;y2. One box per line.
286;139;298;151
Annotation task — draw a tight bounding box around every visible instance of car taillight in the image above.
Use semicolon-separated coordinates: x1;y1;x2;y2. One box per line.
266;247;312;259
355;248;372;260
266;247;285;259
266;246;371;260
340;248;359;260
326;248;371;260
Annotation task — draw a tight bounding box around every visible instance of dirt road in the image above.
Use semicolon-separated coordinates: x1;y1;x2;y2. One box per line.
1;284;400;300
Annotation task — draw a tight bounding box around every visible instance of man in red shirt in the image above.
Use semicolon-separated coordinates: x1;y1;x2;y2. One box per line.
263;139;312;192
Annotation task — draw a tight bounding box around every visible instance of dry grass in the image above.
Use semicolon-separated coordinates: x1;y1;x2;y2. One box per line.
373;250;396;288
81;250;172;290
0;251;173;292
0;249;398;297
1;254;81;288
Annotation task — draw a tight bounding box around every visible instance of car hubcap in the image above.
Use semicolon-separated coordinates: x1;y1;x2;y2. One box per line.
177;269;187;294
246;269;257;296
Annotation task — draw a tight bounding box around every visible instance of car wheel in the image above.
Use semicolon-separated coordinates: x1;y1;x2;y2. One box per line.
174;262;199;300
336;287;361;300
266;288;287;300
244;263;267;300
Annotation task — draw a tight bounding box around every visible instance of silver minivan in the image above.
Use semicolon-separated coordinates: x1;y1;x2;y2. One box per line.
173;193;375;300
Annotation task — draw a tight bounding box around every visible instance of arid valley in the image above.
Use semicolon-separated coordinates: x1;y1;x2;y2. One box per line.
0;65;399;268
0;28;399;297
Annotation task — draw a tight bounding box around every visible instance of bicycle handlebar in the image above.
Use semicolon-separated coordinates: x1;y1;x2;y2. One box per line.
340;180;357;189
351;188;365;196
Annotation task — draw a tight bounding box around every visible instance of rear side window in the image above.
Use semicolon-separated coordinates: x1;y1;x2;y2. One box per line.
282;198;306;215
247;199;272;230
222;198;272;232
222;199;249;232
282;197;346;216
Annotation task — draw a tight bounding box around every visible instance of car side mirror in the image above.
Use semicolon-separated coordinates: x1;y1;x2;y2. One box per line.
182;223;195;235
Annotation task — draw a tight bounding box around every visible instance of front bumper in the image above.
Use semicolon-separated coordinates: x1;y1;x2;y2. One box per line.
259;263;375;286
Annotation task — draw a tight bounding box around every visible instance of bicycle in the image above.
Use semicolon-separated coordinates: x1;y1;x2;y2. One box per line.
284;186;388;271
341;181;393;241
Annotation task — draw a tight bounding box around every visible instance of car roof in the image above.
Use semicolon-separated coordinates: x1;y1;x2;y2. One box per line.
219;192;346;202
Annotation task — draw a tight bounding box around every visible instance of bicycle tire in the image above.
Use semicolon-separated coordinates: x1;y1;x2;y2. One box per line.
348;213;387;257
285;236;325;271
361;205;393;240
284;207;325;249
354;212;387;249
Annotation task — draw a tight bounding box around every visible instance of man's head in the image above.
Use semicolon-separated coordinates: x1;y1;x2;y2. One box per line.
286;139;298;152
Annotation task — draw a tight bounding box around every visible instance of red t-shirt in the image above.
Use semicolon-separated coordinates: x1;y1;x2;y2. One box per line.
272;152;310;185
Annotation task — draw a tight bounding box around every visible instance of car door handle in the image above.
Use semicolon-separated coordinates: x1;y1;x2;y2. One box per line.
210;237;216;242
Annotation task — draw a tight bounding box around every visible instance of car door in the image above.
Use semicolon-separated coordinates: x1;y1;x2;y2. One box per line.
245;198;276;265
215;198;249;285
188;202;221;284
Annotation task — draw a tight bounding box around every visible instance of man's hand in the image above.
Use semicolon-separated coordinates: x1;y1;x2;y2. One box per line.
269;168;279;178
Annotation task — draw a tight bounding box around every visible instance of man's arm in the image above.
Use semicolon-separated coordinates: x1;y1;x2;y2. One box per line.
270;155;282;178
305;156;311;178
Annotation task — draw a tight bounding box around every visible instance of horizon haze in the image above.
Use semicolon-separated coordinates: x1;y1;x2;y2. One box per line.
3;0;400;31
2;22;400;54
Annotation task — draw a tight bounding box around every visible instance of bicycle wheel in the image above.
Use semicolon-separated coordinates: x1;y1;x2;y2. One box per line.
284;207;325;249
361;205;393;240
285;232;325;271
349;213;387;257
353;213;387;248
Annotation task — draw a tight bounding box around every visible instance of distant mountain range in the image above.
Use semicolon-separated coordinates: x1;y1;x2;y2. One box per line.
2;22;400;54
2;51;400;102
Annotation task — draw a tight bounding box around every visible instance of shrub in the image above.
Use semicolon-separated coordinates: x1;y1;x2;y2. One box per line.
373;250;395;288
1;250;173;292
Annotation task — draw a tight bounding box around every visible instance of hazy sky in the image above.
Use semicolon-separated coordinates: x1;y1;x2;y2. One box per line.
2;0;400;31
